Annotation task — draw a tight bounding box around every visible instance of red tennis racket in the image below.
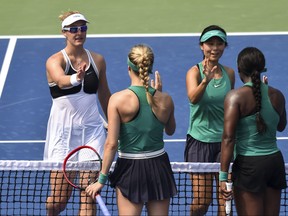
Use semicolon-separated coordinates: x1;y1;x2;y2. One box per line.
62;145;110;216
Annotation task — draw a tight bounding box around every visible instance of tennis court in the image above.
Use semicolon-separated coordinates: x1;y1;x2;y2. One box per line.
0;34;288;215
0;34;288;161
1;0;288;215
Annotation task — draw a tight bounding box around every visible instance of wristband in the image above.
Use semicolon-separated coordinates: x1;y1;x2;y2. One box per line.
219;171;228;182
70;74;81;86
98;172;108;184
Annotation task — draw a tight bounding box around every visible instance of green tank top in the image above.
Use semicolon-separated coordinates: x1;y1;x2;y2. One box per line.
187;63;231;142
235;82;280;156
118;86;165;153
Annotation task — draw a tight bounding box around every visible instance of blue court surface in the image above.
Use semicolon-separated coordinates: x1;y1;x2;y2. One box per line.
0;33;287;162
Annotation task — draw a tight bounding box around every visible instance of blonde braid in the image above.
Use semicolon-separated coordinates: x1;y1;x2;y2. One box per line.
139;54;154;106
128;44;155;107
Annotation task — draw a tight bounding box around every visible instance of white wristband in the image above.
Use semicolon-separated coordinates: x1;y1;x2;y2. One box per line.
70;74;81;86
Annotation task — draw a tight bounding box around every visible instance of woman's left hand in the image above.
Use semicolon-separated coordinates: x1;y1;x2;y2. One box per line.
151;71;162;91
262;75;268;84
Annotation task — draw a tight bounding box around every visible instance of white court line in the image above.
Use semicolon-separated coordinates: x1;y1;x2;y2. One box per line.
0;137;288;144
0;140;45;143
0;32;288;39
0;37;17;98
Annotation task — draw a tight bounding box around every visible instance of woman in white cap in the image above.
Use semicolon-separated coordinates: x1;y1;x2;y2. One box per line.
184;25;235;216
44;10;111;215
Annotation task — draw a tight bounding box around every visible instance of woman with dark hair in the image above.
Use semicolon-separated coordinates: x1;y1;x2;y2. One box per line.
220;47;287;215
185;25;235;215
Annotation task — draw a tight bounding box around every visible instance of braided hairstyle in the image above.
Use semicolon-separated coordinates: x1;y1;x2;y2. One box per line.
128;44;155;106
237;47;267;134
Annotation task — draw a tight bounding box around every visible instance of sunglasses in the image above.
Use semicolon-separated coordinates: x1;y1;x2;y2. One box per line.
63;25;88;33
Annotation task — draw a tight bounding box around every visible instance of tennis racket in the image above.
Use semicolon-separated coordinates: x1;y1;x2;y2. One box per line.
225;182;233;215
62;145;110;216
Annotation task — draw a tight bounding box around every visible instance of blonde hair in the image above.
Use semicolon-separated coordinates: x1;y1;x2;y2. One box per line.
59;10;80;22
128;44;155;107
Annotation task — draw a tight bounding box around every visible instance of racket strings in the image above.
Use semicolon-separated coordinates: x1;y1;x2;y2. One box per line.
63;146;102;190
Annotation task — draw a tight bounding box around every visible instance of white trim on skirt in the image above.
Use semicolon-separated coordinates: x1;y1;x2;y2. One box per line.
118;148;165;159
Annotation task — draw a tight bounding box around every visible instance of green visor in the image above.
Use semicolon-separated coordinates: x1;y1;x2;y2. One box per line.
200;30;227;43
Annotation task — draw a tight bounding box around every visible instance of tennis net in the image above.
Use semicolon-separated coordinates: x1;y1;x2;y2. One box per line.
0;160;287;215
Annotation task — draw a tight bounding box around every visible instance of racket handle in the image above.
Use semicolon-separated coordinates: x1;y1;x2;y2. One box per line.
96;194;111;216
225;182;233;215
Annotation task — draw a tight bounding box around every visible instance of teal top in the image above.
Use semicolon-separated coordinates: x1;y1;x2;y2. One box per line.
118;86;164;153
235;82;280;156
187;63;231;142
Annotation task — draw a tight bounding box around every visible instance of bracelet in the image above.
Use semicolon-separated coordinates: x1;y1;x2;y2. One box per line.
98;172;108;184
70;74;81;86
219;171;228;182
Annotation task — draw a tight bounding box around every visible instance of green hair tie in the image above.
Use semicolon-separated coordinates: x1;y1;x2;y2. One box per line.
127;57;139;72
200;30;227;43
127;57;153;74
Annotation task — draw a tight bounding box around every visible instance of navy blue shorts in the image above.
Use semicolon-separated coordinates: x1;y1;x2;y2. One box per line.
184;134;221;162
232;151;287;193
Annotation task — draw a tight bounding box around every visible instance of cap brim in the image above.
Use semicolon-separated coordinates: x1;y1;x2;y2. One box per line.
62;14;89;29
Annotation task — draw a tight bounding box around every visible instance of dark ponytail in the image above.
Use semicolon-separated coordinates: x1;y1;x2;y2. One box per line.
237;47;267;134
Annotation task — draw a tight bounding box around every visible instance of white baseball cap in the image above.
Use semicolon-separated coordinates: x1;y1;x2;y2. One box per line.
61;13;89;29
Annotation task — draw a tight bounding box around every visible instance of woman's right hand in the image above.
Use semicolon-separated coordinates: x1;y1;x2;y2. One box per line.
220;181;233;201
77;63;86;82
85;182;104;199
